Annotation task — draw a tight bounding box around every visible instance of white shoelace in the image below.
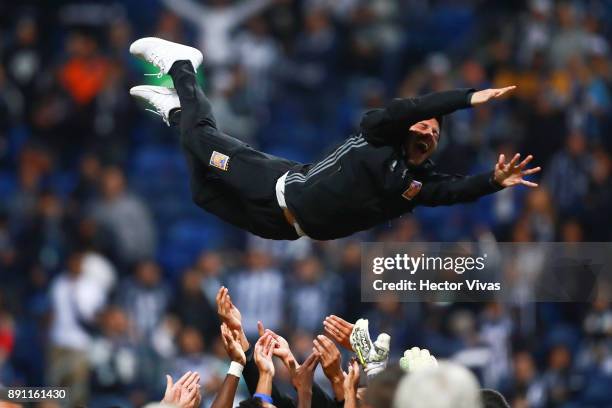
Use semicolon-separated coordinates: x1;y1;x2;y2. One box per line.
144;108;169;125
143;51;166;78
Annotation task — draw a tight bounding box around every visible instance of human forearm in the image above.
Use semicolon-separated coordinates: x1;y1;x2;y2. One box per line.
239;331;249;352
344;392;358;408
297;389;313;408
360;89;475;145
210;375;240;408
384;89;475;123
329;376;345;402
417;171;502;206
256;372;274;396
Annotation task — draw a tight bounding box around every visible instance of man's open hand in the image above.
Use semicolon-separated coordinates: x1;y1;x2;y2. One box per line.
216;287;242;331
313;335;344;384
258;321;295;365
162;371;201;408
343;359;360;395
254;335;277;376
470;86;516;105
323;315;354;351
288;352;319;392
220;323;246;365
494;153;541;188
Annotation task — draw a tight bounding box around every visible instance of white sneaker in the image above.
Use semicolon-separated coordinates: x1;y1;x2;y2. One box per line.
130;85;180;125
129;37;203;76
350;318;390;378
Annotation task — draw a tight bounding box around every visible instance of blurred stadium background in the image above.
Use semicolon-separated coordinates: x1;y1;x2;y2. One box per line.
0;0;611;406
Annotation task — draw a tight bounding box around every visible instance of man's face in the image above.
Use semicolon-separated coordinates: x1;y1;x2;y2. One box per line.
405;118;440;166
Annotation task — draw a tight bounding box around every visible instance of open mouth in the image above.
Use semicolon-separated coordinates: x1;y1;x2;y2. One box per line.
416;140;429;154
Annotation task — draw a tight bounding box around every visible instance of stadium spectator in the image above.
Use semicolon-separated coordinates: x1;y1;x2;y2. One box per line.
89;166;157;266
47;250;103;405
161;0;276;70
88;305;141;408
172;326;226;407
115;260;171;342
543;131;591;215
171;267;221;344
227;249;284;337
286;256;343;332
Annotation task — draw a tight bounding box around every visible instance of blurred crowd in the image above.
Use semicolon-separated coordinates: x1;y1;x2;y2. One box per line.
0;0;611;406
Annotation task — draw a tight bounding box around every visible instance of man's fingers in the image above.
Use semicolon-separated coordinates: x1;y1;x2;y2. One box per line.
323;326;341;341
183;372;199;389
215;287;223;305
219;289;227;312
232;329;241;341
328;315;353;330
221;330;230;347
313;340;330;362
517;154;533;169
165;374;173;392
264;329;280;341
313;341;324;355
257;321;265;337
175;371;192;387
351;360;360;380
508;153;521;167
522;166;541;176
261;333;274;351
494;86;516;97
315;336;330;351
520;179;539;188
317;335;336;351
303;351;318;369
498;154;505;167
183;384;198;402
325;318;352;336
329;315;353;330
266;339;277;357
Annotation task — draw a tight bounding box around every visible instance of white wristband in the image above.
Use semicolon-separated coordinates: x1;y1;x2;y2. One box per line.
228;361;244;378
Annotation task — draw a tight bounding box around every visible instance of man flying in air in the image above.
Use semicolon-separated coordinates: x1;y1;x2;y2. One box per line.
129;38;541;241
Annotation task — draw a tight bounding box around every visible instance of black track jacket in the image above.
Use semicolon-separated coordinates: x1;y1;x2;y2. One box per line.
284;88;504;240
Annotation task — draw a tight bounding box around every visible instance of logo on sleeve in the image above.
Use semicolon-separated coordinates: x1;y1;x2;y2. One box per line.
210;151;230;171
402;180;422;200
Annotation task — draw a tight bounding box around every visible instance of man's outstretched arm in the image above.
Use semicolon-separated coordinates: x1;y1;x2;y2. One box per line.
360;86;515;146
415;153;541;206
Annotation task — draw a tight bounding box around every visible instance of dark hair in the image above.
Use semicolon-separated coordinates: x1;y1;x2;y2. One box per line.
364;364;405;408
434;116;444;131
481;389;510;408
239;398;264;408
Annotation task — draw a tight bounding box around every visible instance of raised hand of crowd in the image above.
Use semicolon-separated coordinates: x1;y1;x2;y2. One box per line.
324;315;354;351
161;371;202;408
288;352;319;408
343;359;361;408
313;334;345;401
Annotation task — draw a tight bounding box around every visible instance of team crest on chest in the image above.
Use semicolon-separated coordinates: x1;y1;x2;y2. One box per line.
402;180;422;200
210;151;230;171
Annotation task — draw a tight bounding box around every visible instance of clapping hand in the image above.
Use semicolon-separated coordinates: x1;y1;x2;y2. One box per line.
323;315;354;351
216;287;242;331
220;323;246;365
162;371;202;408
